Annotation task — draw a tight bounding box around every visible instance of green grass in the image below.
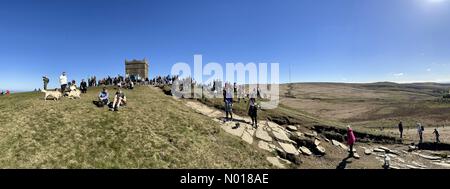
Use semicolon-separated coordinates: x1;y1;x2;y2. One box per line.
0;86;272;168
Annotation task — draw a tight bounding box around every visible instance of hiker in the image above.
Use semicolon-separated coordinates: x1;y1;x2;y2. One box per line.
248;96;258;129
433;128;440;143
417;123;424;143
398;121;404;139
347;125;356;156
224;84;233;121
42;76;49;90
59;72;68;93
95;87;109;107
110;88;127;111
80;79;88;93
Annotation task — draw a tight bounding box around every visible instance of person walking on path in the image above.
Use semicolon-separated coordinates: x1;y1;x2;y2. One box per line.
398;121;404;139
417;122;424;144
224;84;233;122
433;128;440;143
248;95;258;129
347;125;356;157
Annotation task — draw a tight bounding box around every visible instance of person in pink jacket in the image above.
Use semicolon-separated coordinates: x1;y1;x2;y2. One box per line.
347;125;356;156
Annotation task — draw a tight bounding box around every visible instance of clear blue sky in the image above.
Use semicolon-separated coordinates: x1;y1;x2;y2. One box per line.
1;0;450;91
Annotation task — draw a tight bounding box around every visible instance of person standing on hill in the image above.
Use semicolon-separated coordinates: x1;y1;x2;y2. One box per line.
398;121;404;139
80;79;88;93
42;76;49;90
433;128;440;143
417;122;424;144
224;84;234;122
347;125;356;157
222;83;227;103
59;72;68;93
248;93;258;129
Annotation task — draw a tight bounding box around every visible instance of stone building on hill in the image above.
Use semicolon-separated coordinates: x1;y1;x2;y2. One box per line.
125;58;149;80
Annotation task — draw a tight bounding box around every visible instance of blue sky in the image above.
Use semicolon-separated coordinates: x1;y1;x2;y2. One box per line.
1;0;450;91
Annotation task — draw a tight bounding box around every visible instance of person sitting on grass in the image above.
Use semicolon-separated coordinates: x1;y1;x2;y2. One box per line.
110;88;127;111
69;82;77;91
94;87;109;107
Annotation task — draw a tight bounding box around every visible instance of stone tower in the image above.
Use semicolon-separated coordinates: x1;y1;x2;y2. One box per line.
125;58;149;80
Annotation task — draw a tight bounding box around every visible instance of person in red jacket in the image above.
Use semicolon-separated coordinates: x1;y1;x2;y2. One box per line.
347;125;356;156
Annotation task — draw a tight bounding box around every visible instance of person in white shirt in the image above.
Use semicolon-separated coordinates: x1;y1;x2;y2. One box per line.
417;122;424;144
60;72;68;93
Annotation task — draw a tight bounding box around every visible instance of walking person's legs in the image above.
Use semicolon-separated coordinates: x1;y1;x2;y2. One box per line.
348;144;354;156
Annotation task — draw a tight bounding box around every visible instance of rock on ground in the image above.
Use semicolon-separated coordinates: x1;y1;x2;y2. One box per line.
314;139;321;146
255;127;273;142
287;125;298;131
316;145;326;155
299;146;313;156
258;141;274;152
418;154;442;161
272;130;295;144
278;142;300;156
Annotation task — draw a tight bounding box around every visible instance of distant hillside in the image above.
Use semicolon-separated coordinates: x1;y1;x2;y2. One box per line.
279;82;450;128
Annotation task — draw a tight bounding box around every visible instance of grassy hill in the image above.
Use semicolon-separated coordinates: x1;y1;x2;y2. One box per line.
0;86;272;168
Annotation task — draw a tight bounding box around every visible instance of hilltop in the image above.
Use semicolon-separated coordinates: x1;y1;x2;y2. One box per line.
0;86;272;168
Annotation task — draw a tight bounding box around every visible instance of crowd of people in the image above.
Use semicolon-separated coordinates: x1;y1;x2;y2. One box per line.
42;72;138;94
151;75;177;86
87;75;136;89
40;72;135;112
